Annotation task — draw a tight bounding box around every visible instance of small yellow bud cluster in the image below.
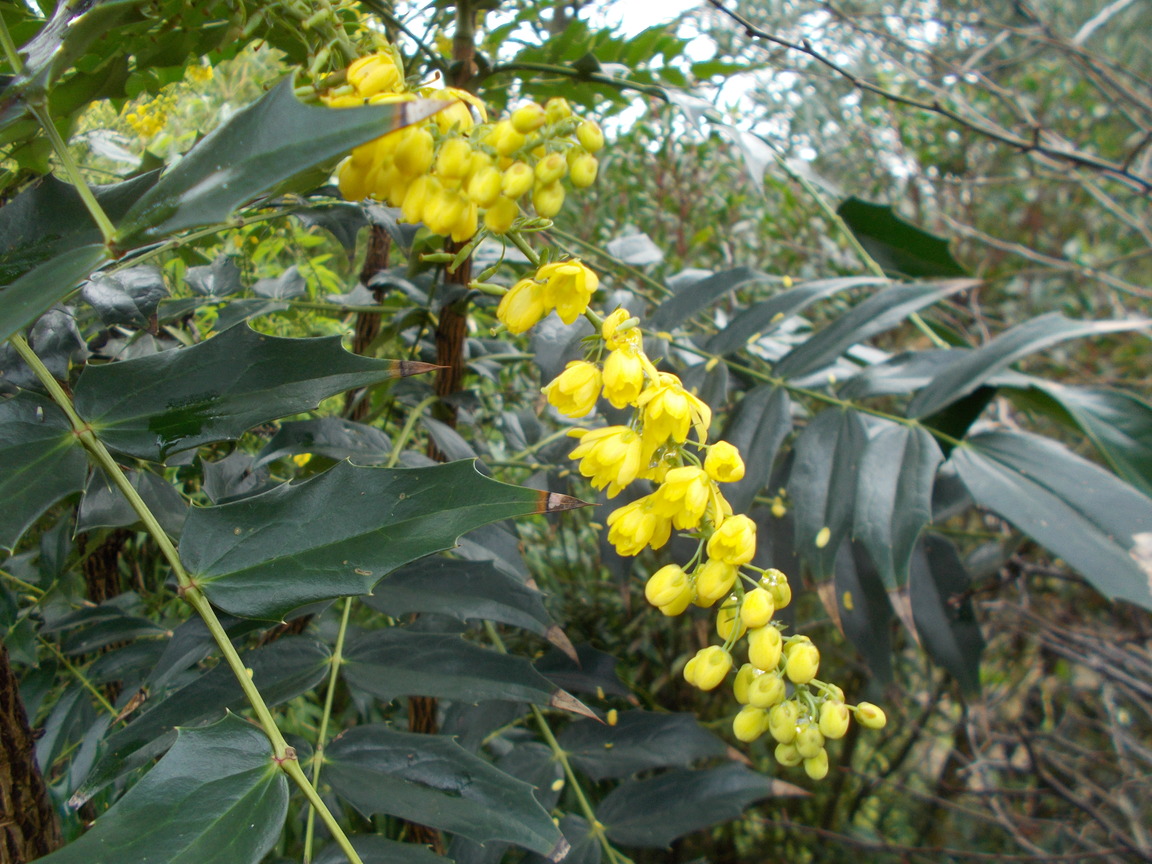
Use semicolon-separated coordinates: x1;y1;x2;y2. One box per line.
329;51;603;241
487;202;886;784
124;91;176;139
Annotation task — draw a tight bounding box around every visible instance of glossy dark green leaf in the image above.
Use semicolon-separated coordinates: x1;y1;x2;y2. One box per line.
838;349;956;399
185;255;242;297
910;535;984;694
854;423;943;589
80;265;168;327
115;78;445;243
0;244;109;344
535;643;630;697
950;430;1152;610
214;298;290;331
837;197;967;278
73;636;329;804
362;557;552;635
720;384;792;513
77;467;187;537
252;265;306;300
773;279;976;381
597;764;805;848
787;409;868;579
705;276;887;357
909;313;1148;419
342;628;561;706
39;715;287;864
255;416;392;467
325;724;566;858
0;391;86;551
1006;382;1152;498
293;203;368;253
832;542;893;683
558;712;727;781
181;460;581;619
314;836;447;864
649;267;773;330
73;325;437;460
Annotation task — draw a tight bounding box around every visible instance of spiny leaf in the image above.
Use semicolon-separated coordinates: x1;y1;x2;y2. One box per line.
73;325;438;460
39;715;287;864
180;460;584;619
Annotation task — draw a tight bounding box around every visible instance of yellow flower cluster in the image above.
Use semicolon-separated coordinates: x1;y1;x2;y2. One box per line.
124;92;174;139
328;50;603;242
497;257;888;778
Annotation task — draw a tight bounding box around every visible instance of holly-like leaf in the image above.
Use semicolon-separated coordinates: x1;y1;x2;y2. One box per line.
362;557;553;635
181;459;583;619
0;244;109;344
773;280;977;381
185;255;242;297
252;265;307;300
80;265;168;327
314;836;446;864
719;384;792;513
853;422;943;589
557;712;726;781
950;430;1152;610
910;535;984;694
325;725;566;858
705;276;886;357
255;416;393;467
73;636;329;804
72;325;438;460
0;392;87;551
38;715;287;864
909;313;1149;419
787;409;867;579
837;197;967;278
114;77;446;244
77;467;187;537
342;628;563;706
597;764;805;848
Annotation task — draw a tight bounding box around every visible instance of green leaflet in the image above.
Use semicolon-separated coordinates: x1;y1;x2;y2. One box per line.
180;460;582;619
39;715;287;864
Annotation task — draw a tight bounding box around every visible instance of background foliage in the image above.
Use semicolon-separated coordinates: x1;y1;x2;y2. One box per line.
1;1;1150;863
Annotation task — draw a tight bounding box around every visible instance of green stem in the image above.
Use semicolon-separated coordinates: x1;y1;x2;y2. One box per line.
386;394;440;467
38;638;118;717
0;569;44;596
547;226;673;300
483;623;633;864
0;11;23;76
303;596;355;864
29;103;117;246
8;334;365;864
506;230;542;267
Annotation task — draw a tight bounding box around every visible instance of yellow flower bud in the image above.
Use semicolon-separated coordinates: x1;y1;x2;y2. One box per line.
543;360;602;418
569;152;599;188
544;97;572;123
606;495;672;556
466;166;503;208
733;706;769;743
601;347;646;409
535;152;567;185
511;101;548;133
450;201;478;243
794;723;825;759
706;514;757;566
819;700;850;739
855;702;887;729
496;277;546;335
687;646;732;691
577;119;605;152
732;663;759;704
337;158;370;201
747;672;786;709
484;196;519;234
739;587;775;629
347;52;403;97
654;466;712;530
658;591;693;617
767;700;800;743
694;558;738;607
532;181;565;218
501;161;534;199
394;126;435;175
704;441;746;483
435;137;473;178
747;625;782;672
535;260;598;325
400;174;436;224
774;742;803;767
490;119;526;156
784;642;820;684
715;598;747;641
761;569;791;609
645;564;688;608
803;749;829;780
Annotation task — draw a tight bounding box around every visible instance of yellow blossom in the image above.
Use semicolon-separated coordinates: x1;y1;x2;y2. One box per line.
706;514;756;566
704;441;745;483
601;347;646;409
606;494;672;556
536;260;598;325
636;372;711;457
653;466;712;530
568;426;642;497
543;361;602;418
496;277;546;335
